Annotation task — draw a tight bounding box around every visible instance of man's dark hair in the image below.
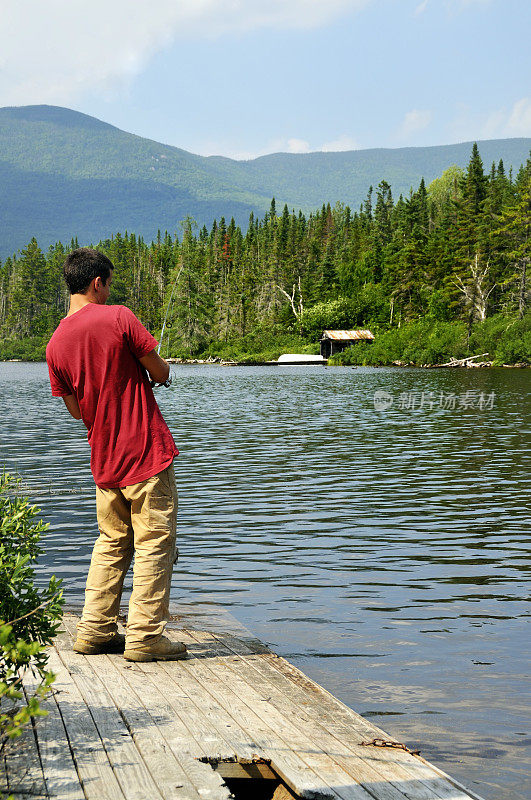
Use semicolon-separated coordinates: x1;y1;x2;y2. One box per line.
63;248;114;295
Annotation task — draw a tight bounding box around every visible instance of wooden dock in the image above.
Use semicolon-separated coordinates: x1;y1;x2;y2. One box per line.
2;610;485;800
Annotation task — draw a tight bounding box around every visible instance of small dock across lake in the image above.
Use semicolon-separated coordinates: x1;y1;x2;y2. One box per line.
4;610;484;800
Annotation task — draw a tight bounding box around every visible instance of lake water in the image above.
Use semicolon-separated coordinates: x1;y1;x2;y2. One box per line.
0;361;529;800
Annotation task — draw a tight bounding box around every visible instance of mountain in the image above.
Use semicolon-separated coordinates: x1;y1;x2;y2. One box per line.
1;104;530;257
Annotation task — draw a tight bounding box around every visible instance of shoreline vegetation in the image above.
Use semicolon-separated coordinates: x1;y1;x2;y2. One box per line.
1;143;529;368
0;473;63;766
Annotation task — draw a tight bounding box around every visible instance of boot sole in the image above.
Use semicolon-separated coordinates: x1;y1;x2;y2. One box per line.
73;643;125;655
123;650;187;662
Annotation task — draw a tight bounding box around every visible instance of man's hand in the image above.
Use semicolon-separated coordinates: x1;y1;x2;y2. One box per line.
139;349;170;385
62;395;82;419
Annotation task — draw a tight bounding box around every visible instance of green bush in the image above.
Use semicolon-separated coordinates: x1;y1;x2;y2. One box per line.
330;314;531;366
469;313;531;365
197;329;313;363
300;297;358;339
0;337;47;362
494;329;531;364
402;319;468;365
331;318;468;365
300;288;389;340
0;473;63;756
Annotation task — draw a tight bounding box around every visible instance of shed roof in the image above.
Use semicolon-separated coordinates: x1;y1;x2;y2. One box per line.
321;329;375;341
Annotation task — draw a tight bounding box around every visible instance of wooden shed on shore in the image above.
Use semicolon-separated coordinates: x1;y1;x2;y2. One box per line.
320;329;375;358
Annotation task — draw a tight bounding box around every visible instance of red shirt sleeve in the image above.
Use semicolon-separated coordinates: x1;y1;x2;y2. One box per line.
47;358;72;397
118;306;158;359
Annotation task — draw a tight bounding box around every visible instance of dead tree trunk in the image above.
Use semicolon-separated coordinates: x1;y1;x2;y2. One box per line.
519;257;528;319
454;254;496;324
275;276;304;327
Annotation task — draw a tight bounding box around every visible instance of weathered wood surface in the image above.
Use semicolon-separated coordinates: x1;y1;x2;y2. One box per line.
5;611;484;800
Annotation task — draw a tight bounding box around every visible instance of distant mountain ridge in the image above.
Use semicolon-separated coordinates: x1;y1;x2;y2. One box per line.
1;104;530;256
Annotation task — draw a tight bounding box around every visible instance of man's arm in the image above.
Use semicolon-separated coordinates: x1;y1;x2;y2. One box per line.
139;349;170;384
62;395;82;420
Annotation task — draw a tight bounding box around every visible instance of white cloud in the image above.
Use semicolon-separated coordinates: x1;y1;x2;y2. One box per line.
194;136;298;160
0;0;369;106
198;136;310;159
399;109;433;137
505;97;531;137
197;133;360;159
321;134;359;151
415;0;490;16
414;1;429;16
448;103;488;141
450;98;531;142
287;138;311;153
217;147;272;161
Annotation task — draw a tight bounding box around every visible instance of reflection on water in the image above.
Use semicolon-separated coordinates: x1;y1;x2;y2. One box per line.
0;361;529;800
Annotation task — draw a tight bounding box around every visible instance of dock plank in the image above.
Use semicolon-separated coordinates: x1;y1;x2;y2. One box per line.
54;630;172;800
118;657;235;796
138;657;256;760
210;630;482;800
124;659;235;799
186;629;438;800
264;650;480;800
2;711;47;799
194;629;478;800
171;628;376;800
13;611;484;800
46;648;125;800
60;616;233;800
23;668;84;800
154;644;340;799
0;752;7;799
187;628;456;800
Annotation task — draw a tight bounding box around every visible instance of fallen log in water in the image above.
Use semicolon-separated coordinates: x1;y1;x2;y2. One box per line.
437;353;491;367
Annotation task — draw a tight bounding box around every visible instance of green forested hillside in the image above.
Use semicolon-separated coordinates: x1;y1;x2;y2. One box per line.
1;104;530;257
1;144;529;366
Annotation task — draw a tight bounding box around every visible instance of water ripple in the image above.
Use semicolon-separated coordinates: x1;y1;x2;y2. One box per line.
0;362;529;800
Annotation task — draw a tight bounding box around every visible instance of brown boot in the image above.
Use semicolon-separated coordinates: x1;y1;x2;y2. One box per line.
73;633;125;655
123;635;187;662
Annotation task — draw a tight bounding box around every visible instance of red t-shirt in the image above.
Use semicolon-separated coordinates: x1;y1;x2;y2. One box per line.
46;303;178;488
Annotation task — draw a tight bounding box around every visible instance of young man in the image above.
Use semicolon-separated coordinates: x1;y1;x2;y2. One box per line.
46;248;186;662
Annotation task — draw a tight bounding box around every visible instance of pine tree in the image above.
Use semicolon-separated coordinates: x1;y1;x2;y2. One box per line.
493;164;531;317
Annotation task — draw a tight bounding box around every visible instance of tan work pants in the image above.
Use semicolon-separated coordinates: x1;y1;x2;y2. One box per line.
77;463;178;649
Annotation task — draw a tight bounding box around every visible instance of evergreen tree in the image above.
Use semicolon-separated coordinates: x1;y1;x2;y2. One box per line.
1;144;529;363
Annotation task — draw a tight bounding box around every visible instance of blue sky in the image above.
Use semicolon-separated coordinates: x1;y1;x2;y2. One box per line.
1;0;530;158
